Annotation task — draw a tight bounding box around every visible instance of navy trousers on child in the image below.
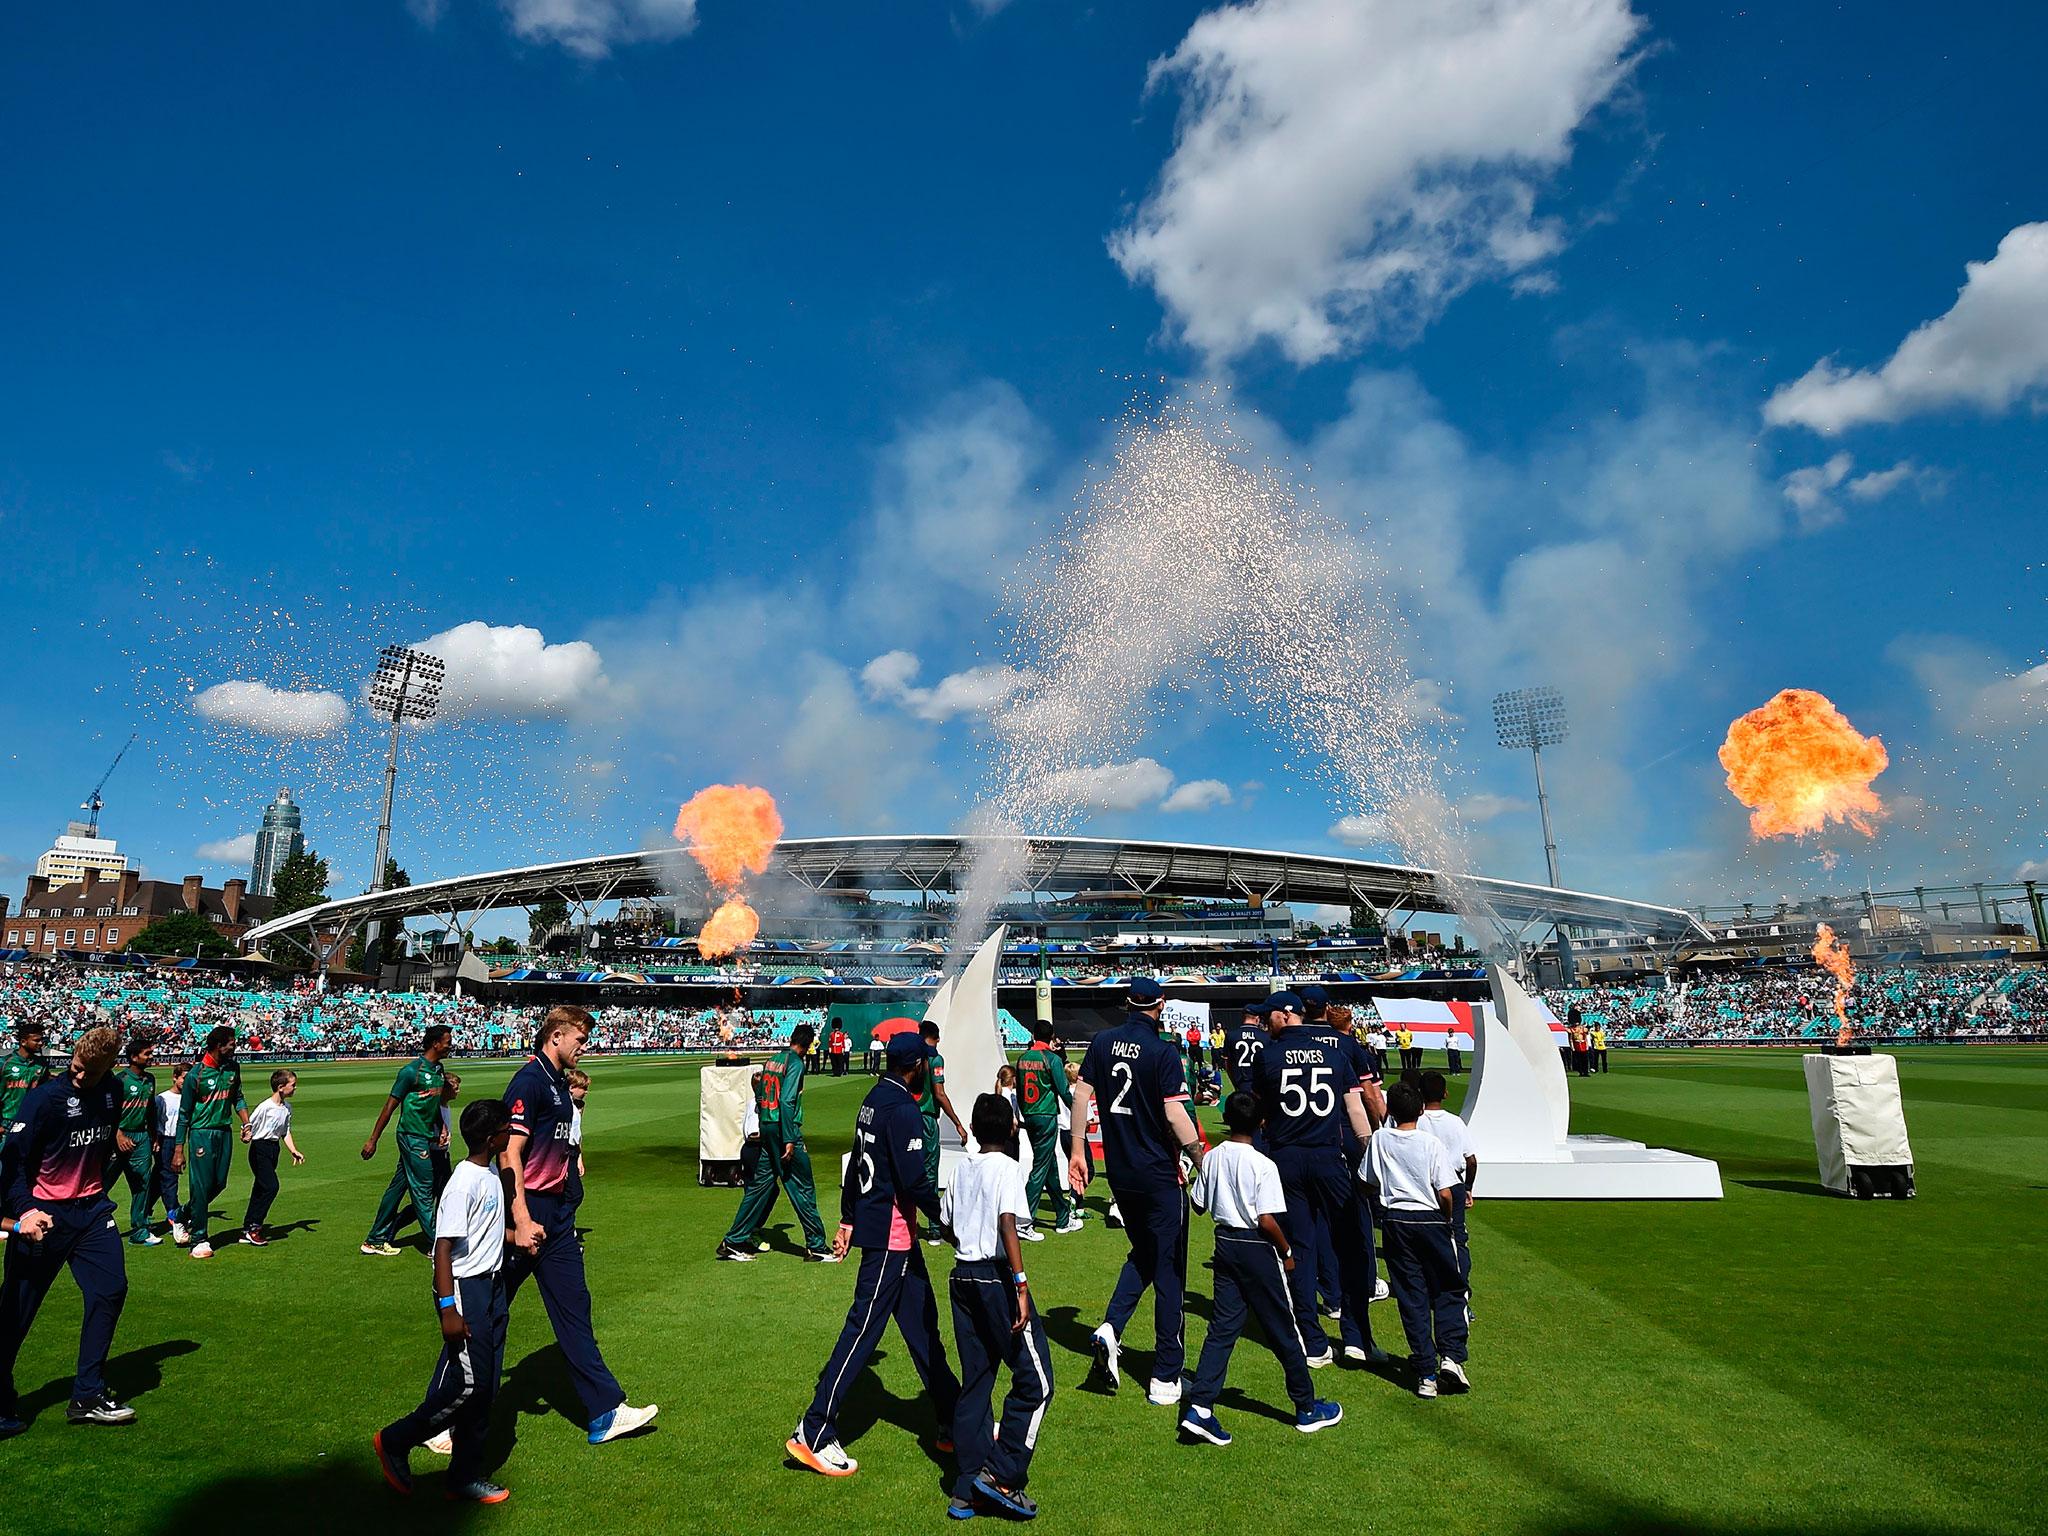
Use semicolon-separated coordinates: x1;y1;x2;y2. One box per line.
0;1196;128;1415
948;1259;1053;1501
800;1244;959;1451
1101;1180;1189;1381
243;1141;282;1232
503;1190;624;1427
1381;1212;1468;1378
150;1135;183;1226
380;1272;507;1485
1185;1229;1315;1414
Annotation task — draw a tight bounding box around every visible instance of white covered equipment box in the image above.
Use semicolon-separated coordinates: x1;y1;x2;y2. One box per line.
1803;1052;1915;1198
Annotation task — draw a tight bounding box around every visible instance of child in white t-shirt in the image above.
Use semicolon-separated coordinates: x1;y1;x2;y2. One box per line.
940;1094;1052;1523
241;1070;303;1246
1359;1081;1468;1399
1180;1091;1338;1444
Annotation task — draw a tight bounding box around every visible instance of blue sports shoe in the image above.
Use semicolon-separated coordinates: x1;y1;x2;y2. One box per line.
946;1498;978;1520
1178;1405;1232;1446
1294;1399;1344;1434
971;1473;1038;1520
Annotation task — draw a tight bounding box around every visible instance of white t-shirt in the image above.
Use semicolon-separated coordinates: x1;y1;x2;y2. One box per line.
1420;1108;1473;1175
247;1099;292;1142
1189;1139;1286;1231
1361;1125;1459;1213
570;1104;583;1148
155;1089;182;1139
941;1148;1029;1263
436;1159;506;1285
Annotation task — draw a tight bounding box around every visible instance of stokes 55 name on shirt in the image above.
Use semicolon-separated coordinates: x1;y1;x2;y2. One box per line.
1078;1015;1188;1188
1251;1032;1360;1153
504;1054;575;1196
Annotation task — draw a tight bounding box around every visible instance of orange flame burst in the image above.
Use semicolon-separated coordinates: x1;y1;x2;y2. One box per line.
698;898;761;960
672;784;784;887
1718;689;1888;840
1812;922;1855;1026
673;783;783;961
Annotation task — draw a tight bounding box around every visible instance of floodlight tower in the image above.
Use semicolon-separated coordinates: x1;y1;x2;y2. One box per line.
363;644;444;978
1493;686;1575;985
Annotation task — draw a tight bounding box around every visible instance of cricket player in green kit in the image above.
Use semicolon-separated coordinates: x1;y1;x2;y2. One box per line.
105;1037;160;1246
715;1024;834;1262
361;1025;454;1257
917;1020;967;1245
171;1025;248;1259
1015;1035;1078;1234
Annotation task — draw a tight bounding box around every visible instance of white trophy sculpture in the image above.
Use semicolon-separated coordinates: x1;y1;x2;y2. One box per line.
1460;966;1722;1199
920;924;1011;1187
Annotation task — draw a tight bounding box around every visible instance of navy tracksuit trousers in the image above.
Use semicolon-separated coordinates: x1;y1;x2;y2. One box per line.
0;1195;128;1414
1381;1211;1468;1376
948;1259;1053;1500
150;1135;183;1224
1102;1179;1189;1381
504;1190;623;1425
380;1271;507;1485
1271;1146;1373;1359
242;1141;282;1232
1186;1229;1315;1414
801;1244;959;1450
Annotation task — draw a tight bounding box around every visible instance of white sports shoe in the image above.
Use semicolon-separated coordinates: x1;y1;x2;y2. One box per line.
1091;1322;1121;1388
1416;1376;1439;1399
424;1430;454;1454
1054;1216;1084;1235
190;1242;214;1260
1372;1278;1391;1302
1439;1358;1469;1391
1305;1351;1334;1369
1019;1226;1045;1243
591;1403;658;1444
171;1223;191;1247
1146;1378;1182;1406
787;1430;858;1476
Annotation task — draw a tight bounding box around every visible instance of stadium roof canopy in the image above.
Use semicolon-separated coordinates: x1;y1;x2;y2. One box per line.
242;834;1709;956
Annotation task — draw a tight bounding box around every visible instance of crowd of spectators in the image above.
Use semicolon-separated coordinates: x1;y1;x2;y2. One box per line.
1545;961;2048;1044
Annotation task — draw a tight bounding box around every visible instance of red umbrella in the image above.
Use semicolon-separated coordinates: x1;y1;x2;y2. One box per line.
871;1016;923;1041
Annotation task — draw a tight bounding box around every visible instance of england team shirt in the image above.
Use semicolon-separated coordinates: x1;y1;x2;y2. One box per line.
942;1147;1029;1263
1221;1025;1266;1088
1361;1126;1460;1213
438;1159;507;1287
504;1054;575;1197
1189;1139;1287;1232
1078;1015;1189;1188
3;1072;120;1207
1252;1029;1360;1154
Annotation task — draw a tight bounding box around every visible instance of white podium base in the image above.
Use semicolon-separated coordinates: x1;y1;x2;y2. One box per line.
1477;1135;1723;1200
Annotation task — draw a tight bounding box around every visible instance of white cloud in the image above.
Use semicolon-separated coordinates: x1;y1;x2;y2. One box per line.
191;681;351;739
499;0;699;58
861;650;1036;722
1765;222;2048;432
1329;813;1390;848
1112;0;1645;363
1457;792;1529;823
410;621;616;722
1160;778;1232;813
1846;460;1939;501
197;832;258;864
1781;451;1852;530
1039;757;1176;813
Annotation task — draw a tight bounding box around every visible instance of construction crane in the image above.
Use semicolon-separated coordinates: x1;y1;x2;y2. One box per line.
80;733;138;838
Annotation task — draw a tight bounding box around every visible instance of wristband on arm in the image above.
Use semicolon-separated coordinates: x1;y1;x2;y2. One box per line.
436;1295;457;1310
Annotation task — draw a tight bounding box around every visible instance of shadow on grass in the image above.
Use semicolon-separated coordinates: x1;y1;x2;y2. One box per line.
251;1218;320;1242
16;1338;200;1421
828;1345;953;1478
481;1343;589;1471
1733;1178;1835;1199
148;1462;488;1536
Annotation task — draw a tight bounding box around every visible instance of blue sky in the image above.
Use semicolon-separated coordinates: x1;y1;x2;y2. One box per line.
2;0;2043;915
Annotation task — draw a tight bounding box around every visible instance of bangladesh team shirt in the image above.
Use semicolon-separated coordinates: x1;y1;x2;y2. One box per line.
916;1048;945;1123
389;1055;447;1139
1015;1046;1070;1124
180;1054;246;1137
504;1053;575;1196
753;1047;805;1138
2;1070;120;1207
116;1065;156;1133
1;1049;52;1126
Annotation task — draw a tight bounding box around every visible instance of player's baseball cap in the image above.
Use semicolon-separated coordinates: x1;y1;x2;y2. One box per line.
885;1032;930;1070
1262;991;1303;1015
1128;976;1164;1005
1298;984;1329;1008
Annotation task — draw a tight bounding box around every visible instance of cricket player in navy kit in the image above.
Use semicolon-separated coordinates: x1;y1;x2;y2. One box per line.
1221;1002;1267;1095
1251;992;1378;1368
790;1030;961;1478
0;1026;134;1436
1067;977;1206;1406
502;1007;657;1446
1298;986;1390;1359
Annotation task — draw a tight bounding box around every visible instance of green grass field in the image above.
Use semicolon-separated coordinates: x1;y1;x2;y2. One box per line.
11;1048;2044;1535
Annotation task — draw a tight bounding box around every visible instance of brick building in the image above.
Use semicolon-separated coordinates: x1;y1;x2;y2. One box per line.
2;867;274;955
